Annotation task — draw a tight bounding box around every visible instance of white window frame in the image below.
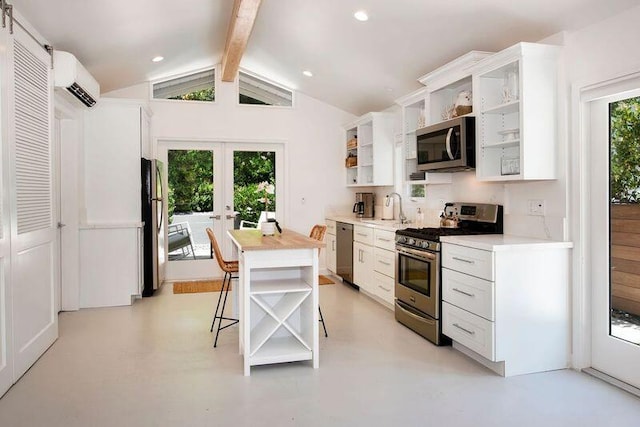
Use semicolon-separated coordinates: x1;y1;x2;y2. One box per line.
150;66;217;104
236;68;295;109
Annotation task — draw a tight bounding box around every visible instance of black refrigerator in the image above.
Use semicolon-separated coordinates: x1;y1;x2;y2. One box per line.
141;158;165;296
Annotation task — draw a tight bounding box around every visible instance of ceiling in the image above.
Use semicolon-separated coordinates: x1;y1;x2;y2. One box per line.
11;0;640;115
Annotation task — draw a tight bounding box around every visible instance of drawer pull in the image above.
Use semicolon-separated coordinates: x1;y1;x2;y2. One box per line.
378;238;391;242
357;232;368;237
378;285;391;292
378;260;391;266
453;323;476;336
452;256;475;264
452;287;475;298
332;241;335;251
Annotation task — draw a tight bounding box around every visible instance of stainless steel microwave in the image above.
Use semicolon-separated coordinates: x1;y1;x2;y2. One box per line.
416;116;475;172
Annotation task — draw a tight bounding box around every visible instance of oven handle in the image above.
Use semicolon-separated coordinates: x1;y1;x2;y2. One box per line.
396;246;436;262
396;301;436;325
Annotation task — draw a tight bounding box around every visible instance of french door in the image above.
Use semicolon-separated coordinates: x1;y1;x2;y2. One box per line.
158;141;283;282
588;84;640;389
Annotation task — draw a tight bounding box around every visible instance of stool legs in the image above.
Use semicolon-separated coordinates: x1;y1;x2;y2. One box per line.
319;306;328;338
210;271;228;332
211;271;239;348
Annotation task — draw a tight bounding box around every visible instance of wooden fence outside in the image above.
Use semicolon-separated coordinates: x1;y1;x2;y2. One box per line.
611;204;640;317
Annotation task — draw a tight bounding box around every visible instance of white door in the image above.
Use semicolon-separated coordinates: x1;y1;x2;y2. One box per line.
7;26;58;379
159;142;224;281
589;86;640;388
159;142;284;281
222;143;284;257
0;24;12;397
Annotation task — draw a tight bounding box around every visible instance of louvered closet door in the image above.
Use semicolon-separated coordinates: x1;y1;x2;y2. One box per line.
0;21;12;398
8;25;57;380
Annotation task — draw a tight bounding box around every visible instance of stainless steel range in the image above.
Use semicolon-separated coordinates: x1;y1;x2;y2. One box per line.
394;202;503;345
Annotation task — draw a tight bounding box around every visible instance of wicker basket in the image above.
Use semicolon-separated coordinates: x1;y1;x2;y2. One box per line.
346;138;358;150
454;105;472;117
345;156;358;168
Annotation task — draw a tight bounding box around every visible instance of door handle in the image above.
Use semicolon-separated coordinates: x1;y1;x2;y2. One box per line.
57;222;66;228
226;214;236;219
210;215;221;220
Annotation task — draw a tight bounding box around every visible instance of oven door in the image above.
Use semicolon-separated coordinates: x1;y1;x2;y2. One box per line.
395;245;439;318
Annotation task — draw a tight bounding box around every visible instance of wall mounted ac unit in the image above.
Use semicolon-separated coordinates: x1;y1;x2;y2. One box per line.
53;51;100;107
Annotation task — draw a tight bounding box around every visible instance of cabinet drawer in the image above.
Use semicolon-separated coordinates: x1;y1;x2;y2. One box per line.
374;229;396;251
442;244;494;281
442;268;494;321
354;225;374;245
374;247;395;277
443;302;495;361
325;219;336;235
373;272;394;305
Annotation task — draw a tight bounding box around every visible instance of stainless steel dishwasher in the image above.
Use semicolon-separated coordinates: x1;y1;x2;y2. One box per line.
336;222;355;287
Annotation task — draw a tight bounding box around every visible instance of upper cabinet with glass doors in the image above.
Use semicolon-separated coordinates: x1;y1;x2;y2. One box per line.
471;43;560;181
344;112;394;187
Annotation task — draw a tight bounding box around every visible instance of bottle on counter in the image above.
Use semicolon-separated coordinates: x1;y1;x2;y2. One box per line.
416;207;424;227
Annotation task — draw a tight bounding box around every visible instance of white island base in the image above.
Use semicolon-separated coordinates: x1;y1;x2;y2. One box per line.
229;229;322;376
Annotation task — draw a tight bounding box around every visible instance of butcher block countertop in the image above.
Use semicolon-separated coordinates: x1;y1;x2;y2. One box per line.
228;228;325;251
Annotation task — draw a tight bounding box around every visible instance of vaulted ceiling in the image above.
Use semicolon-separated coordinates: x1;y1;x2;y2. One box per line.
12;0;640;115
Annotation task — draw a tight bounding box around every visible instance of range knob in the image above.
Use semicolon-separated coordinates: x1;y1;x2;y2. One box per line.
408;238;416;246
397;236;406;244
421;241;430;249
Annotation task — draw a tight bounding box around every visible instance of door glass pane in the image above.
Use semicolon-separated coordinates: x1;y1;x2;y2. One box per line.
233;151;276;229
609;95;640;345
167;149;214;260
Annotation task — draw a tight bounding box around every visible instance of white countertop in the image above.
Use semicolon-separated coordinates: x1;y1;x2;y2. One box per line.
440;234;574;251
325;215;410;232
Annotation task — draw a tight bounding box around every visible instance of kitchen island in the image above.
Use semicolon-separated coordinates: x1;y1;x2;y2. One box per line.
228;228;324;376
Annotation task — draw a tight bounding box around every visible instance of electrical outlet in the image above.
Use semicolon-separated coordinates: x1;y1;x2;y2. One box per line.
528;199;545;216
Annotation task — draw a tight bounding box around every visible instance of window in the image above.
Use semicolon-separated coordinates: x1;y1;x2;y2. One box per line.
238;71;293;107
153;69;215;102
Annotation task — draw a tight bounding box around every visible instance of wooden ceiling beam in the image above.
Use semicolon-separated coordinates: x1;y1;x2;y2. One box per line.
221;0;262;82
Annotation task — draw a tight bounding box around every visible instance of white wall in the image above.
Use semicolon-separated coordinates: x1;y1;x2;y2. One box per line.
105;73;356;271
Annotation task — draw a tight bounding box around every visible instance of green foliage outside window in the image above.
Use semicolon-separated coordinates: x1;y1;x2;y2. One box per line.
234;152;276;223
169;87;215;102
167;150;213;220
610;96;640;203
167;150;276;225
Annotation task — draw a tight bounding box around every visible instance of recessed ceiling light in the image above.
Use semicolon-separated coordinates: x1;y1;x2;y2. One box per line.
152;56;164;63
354;10;368;21
302;70;313;77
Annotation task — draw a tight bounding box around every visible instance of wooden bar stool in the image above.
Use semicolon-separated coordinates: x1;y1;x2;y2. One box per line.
310;224;329;337
206;228;239;347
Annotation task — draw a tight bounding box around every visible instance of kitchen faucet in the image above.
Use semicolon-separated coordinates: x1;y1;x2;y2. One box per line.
386;192;407;224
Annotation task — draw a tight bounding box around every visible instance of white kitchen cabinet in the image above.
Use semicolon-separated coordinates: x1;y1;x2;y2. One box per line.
325;220;337;274
395;88;453;190
372;229;396;306
353;241;374;294
396;52;492;191
81;99;151;307
471;42;560;181
353;225;375;293
441;235;572;376
344;112;394;187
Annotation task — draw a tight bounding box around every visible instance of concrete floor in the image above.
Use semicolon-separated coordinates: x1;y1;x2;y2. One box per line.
1;280;639;426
